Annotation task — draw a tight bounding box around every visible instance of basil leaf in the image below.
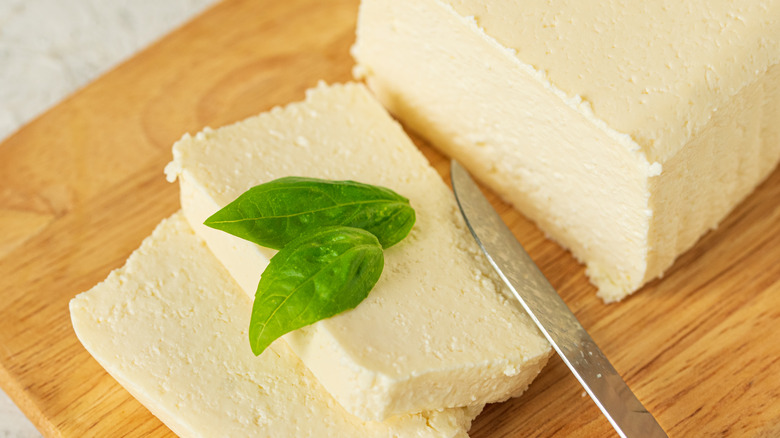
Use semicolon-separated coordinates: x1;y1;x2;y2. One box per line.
204;177;415;249
249;226;384;356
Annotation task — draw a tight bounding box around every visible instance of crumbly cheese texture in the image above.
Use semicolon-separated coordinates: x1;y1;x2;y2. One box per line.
164;82;551;420
352;0;780;301
70;213;482;438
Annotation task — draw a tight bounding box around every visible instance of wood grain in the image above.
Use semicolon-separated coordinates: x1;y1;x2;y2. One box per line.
0;0;778;436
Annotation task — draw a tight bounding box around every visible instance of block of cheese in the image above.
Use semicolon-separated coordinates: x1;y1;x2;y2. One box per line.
352;0;780;302
164;82;551;420
70;213;483;437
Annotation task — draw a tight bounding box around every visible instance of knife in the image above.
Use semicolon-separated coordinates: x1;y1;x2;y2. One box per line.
450;160;667;438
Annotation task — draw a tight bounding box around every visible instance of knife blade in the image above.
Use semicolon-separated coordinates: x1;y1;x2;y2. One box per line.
450;160;666;438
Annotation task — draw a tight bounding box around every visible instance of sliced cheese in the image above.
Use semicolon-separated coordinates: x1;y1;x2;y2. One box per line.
352;0;780;301
70;212;482;437
165;82;551;420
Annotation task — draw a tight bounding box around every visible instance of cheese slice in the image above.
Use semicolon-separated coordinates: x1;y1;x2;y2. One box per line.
352;0;780;302
70;212;482;437
165;82;551;421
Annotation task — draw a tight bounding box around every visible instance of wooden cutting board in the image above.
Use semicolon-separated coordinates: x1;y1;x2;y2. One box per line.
1;0;778;436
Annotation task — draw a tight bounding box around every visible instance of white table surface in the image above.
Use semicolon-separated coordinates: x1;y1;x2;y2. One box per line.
0;0;216;435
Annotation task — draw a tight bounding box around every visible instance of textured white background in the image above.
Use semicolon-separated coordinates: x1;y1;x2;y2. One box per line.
0;0;216;435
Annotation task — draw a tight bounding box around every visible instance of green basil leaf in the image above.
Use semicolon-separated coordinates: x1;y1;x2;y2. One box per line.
203;177;415;249
249;226;384;356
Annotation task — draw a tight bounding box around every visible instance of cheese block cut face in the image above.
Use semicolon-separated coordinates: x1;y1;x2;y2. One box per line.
165;82;551;421
352;0;780;301
70;213;483;437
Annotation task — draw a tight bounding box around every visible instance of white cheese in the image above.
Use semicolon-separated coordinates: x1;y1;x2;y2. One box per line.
352;0;780;302
70;213;482;437
165;82;551;421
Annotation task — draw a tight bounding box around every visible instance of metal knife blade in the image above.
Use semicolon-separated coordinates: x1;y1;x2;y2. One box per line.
450;160;666;438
